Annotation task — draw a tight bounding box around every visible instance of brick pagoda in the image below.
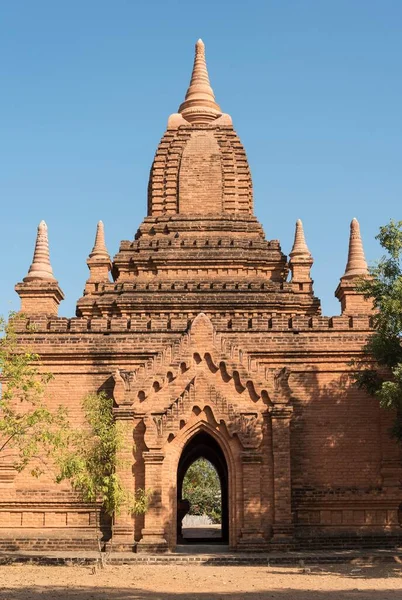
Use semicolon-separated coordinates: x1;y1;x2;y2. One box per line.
2;40;401;552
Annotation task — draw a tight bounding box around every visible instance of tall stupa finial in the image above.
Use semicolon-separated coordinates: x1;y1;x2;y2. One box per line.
178;39;222;124
290;219;311;259
89;221;109;261
343;218;368;278
23;220;56;282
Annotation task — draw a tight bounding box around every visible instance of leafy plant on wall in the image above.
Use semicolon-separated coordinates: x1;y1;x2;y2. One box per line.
0;313;66;475
53;391;150;565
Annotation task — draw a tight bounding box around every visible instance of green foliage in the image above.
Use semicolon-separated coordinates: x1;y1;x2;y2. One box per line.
354;220;402;440
0;313;66;473
182;458;221;523
54;391;149;518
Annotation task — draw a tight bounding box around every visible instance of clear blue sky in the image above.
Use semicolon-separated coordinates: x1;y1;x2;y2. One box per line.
1;0;401;317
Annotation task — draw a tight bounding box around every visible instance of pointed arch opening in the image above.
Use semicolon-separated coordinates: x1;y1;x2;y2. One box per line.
177;431;229;544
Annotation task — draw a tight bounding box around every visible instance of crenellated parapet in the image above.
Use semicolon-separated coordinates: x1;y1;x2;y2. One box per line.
111;216;287;283
12;311;373;335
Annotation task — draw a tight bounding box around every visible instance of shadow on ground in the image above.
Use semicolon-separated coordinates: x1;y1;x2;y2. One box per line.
265;563;402;579
1;587;402;600
1;563;401;600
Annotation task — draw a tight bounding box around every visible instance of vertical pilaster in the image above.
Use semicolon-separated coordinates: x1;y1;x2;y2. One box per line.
270;405;294;546
137;451;168;553
238;450;267;550
380;410;402;489
112;407;135;551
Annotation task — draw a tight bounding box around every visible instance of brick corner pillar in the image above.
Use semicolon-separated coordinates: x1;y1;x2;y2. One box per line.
136;450;168;553
379;411;402;529
380;410;402;490
112;406;136;551
238;449;268;550
270;404;295;548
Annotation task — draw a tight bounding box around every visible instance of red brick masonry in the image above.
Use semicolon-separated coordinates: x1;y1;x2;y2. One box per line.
3;40;401;552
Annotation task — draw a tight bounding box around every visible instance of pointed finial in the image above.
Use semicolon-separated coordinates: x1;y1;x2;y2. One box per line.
89;221;110;261
23;220;56;282
289;219;313;290
343;218;368;278
178;39;222;124
85;221;111;294
290;219;311;258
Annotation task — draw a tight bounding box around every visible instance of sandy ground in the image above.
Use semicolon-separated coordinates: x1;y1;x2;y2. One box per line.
0;563;401;600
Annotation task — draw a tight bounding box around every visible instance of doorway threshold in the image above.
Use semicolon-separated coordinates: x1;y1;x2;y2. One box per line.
175;544;230;554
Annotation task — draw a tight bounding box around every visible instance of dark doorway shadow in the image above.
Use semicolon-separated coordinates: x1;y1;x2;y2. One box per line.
177;431;228;545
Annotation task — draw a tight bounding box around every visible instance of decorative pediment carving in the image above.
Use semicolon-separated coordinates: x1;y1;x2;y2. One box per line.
111;313;293;442
227;410;262;447
143;371;264;450
112;368;140;405
112;368;126;405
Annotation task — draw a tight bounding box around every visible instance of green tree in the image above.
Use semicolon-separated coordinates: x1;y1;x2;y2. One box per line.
0;314;66;474
182;458;221;523
54;391;149;562
355;219;402;440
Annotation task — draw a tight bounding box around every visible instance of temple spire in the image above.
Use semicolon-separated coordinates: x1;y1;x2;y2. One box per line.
289;219;311;259
342;218;368;278
23;220;56;282
178;39;222;124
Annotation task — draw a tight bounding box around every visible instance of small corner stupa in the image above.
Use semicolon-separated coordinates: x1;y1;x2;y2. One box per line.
15;220;64;315
335;218;371;314
289;219;314;293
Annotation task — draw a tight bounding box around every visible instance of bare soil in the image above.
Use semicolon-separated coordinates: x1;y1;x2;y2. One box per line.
0;563;401;600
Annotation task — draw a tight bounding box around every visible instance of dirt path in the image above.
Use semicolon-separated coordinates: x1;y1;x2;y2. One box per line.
0;563;401;600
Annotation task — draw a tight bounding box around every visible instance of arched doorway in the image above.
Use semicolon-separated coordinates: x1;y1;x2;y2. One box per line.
177;431;229;544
